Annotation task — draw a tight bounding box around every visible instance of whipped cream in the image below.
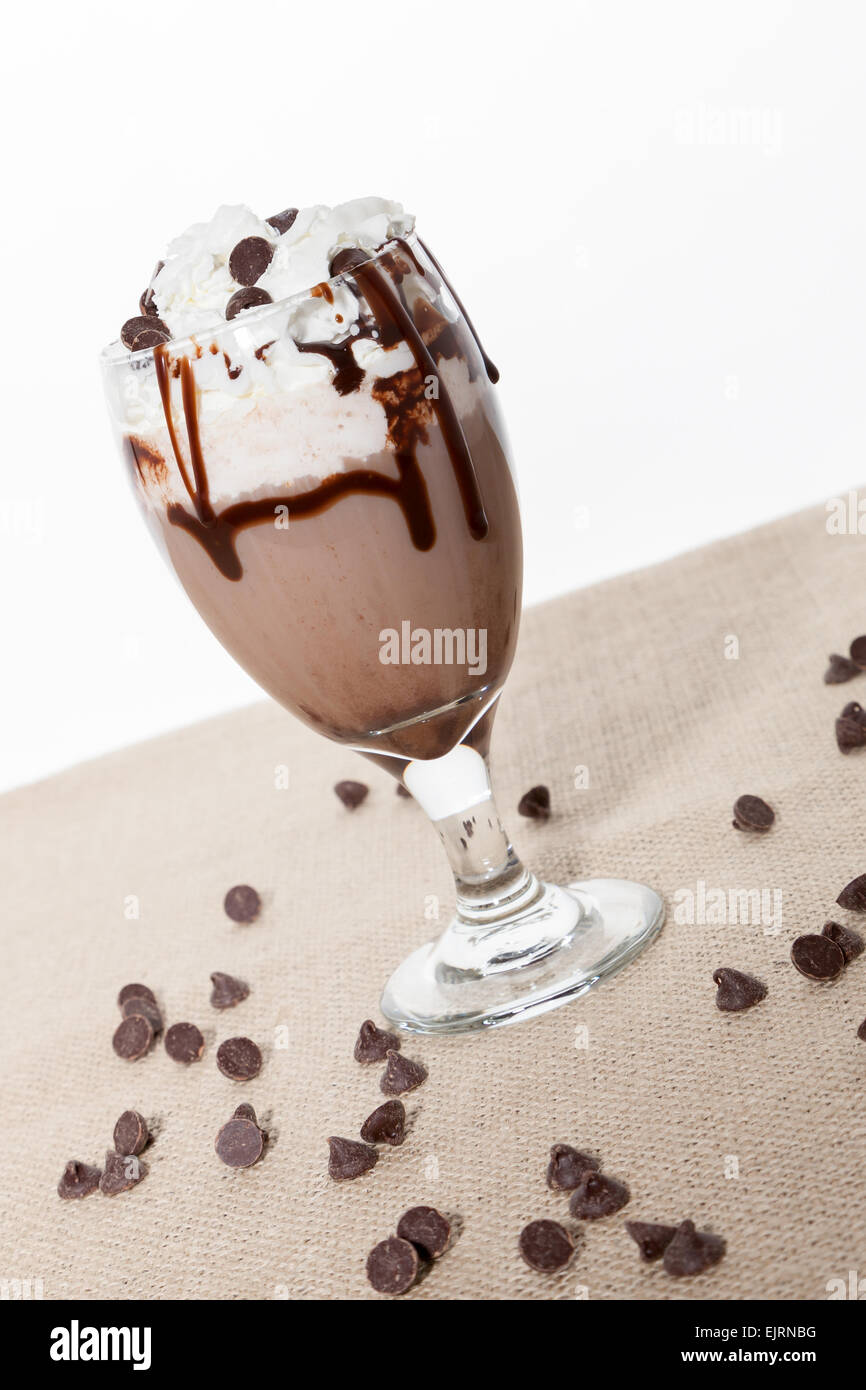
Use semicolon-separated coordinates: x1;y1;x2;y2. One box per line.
151;198;414;340
101;198;491;507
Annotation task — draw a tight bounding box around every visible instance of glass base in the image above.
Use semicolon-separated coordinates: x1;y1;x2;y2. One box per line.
380;878;665;1035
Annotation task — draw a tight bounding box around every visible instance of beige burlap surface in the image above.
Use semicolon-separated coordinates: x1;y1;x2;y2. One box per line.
2;503;865;1301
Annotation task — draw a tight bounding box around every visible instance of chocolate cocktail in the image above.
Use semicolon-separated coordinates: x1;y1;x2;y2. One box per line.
102;198;663;1032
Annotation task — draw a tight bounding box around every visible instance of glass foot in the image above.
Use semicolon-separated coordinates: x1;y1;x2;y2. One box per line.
380;878;665;1035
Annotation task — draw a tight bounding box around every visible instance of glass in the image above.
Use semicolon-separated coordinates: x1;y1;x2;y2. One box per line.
101;234;663;1033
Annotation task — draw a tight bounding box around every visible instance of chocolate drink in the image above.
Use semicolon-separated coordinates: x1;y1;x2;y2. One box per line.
113;215;522;763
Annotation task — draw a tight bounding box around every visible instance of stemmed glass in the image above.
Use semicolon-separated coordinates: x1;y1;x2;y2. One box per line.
101;234;663;1033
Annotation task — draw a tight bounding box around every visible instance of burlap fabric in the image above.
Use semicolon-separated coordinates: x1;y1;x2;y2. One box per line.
3;503;865;1301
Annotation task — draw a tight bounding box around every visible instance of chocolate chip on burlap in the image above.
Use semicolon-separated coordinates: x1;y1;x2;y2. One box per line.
821;920;864;963
164;1021;205;1064
232;1103;259;1123
569;1170;630;1219
112;1014;153;1061
732;794;775;832
99;1150;147;1196
518;1219;574;1272
216;1036;262;1081
836;872;866;911
120;315;169;350
228;236;274;286
518;785;550;820
266;208;298;235
662;1219;726;1277
625;1220;678;1262
836;702;866;752
712;967;768;1012
210;971;250;1009
121;994;163;1033
360;1100;406;1147
215;1116;265;1169
354;1018;401;1063
849;635;866;668
396;1206;451;1260
380;1050;427;1096
825;653;860;684
57;1160;102;1200
790;933;845;981
223;884;261;923
329;247;370;277
327;1136;378;1181
366;1236;419;1294
117;983;157;1009
546;1143;599;1190
858;1018;866;1042
334;780;368;809
225;286;273;321
113;1110;149;1157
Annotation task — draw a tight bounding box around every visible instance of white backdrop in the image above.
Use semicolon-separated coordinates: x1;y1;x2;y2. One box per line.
3;0;864;792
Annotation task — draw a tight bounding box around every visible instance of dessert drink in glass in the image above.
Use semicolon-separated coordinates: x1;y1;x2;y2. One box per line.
101;199;663;1032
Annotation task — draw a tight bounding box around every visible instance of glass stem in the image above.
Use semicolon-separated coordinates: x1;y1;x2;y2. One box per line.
403;744;541;927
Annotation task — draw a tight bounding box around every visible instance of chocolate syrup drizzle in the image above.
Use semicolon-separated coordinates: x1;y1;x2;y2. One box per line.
146;245;498;581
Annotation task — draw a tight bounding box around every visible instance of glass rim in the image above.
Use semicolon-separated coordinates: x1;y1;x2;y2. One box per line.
99;230;421;366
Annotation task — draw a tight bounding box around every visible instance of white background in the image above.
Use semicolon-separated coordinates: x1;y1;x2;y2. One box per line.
2;0;864;792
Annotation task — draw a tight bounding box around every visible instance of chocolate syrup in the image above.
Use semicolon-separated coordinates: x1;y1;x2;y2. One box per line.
414;238;499;384
147;245;494;580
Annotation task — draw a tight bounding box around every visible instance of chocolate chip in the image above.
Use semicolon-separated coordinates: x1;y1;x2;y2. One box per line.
232;1102;259;1123
366;1236;418;1294
266;208;298;235
121;315;169;349
396;1206;451;1260
112;1014;154;1061
858;1017;866;1042
546;1143;600;1190
732;794;775;832
662;1219;725;1277
215;1117;264;1168
99;1150;147;1196
327;1135;378;1181
625;1220;678;1262
228;236;274;287
518;785;550;820
334;780;368;809
821;920;864;963
569;1170;630;1220
837;873;866;911
712;967;768;1012
790;934;845;981
216;1035;262;1081
117;983;157;1009
825;653;860;684
225;286;273;320
354;1018;401;1063
210;971;250;1009
121;994;163;1033
518;1219;574;1272
850;635;866;668
329;247;371;277
223;884;261;923
380;1050;427;1096
164;1021;205;1063
360;1100;406;1147
113;1110;149;1157
836;708;866;752
841;701;866;726
130;326;170;352
57;1160;102;1200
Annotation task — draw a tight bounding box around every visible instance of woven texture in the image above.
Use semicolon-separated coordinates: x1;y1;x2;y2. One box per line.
3;503;866;1301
